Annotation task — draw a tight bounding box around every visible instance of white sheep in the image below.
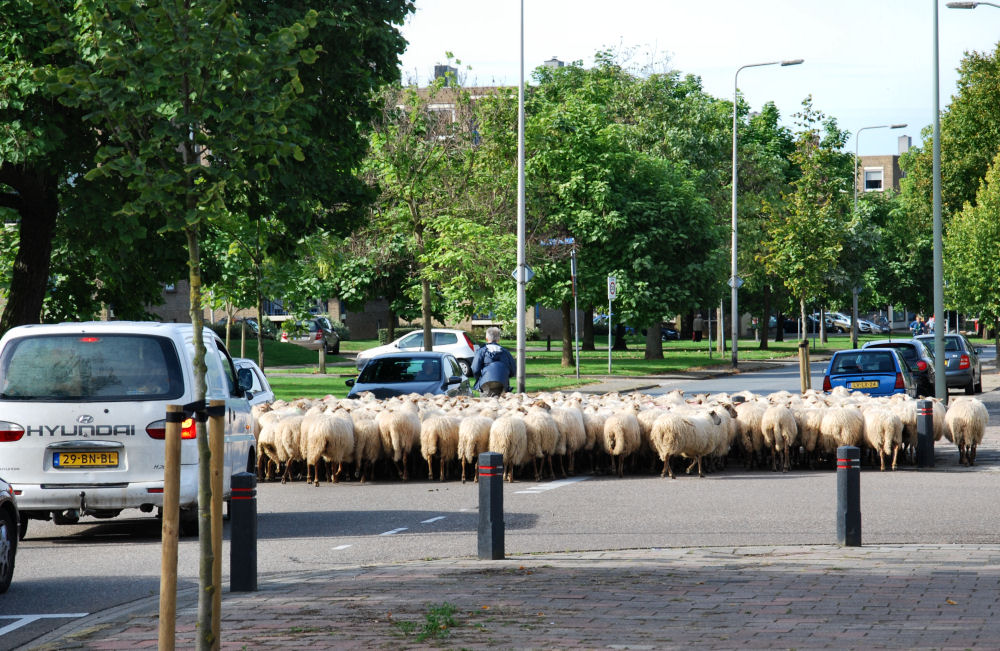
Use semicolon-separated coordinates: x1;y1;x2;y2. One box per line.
944;397;988;466
420;414;461;480
862;405;903;471
376;401;421;480
457;413;494;483
550;400;586;475
602;407;641;478
761;404;797;472
350;413;382;483
649;411;696;479
303;412;355;486
523;401;562;480
488;414;527;482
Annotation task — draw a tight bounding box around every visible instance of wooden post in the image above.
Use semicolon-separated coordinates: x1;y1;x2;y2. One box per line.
159;404;183;651
318;346;326;374
208;400;225;651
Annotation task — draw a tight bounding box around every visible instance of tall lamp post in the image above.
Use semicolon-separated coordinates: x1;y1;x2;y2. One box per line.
852;123;906;349
515;0;526;393
731;58;803;369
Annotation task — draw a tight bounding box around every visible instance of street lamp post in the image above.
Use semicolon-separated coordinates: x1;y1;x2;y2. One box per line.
515;0;526;393
731;58;803;369
852;123;906;349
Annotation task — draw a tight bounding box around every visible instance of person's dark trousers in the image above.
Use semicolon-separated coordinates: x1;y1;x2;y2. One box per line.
480;381;505;397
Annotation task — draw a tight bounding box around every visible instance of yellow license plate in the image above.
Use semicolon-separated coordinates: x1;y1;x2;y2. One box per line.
54;451;119;468
850;381;879;389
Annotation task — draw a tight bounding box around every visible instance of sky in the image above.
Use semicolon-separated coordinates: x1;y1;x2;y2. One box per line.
398;0;1000;156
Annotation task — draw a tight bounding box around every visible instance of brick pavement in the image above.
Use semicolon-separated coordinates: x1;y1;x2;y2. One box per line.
28;544;1000;649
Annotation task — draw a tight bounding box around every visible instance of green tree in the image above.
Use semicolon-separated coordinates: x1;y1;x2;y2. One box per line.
761;97;853;335
944;150;1000;351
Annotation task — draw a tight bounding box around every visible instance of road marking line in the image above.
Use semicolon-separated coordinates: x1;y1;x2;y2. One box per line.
421;516;446;524
0;614;89;637
332;544;352;551
515;476;592;494
379;527;408;536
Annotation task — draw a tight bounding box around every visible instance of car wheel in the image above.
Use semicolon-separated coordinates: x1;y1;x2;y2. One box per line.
965;380;976;395
52;509;80;525
975;378;983;394
458;359;472;377
0;509;15;594
331;341;340;355
180;508;199;537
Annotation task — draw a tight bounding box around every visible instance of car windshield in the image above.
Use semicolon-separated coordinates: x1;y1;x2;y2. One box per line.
872;344;917;362
832;351;897;374
919;337;961;353
0;334;184;401
358;357;441;384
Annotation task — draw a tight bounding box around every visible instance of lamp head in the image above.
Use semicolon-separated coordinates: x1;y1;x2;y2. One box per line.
780;58;805;66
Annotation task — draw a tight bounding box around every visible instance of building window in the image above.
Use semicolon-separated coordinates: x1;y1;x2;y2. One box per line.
864;168;884;191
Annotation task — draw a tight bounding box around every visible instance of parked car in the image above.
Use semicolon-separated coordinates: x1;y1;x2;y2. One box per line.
346;352;471;399
862;339;936;396
0;322;256;537
771;315;821;334
0;476;17;593
233;358;275;407
660;326;680;341
915;333;983;394
823;348;916;398
355;328;478;376
283;317;340;354
216;317;276;340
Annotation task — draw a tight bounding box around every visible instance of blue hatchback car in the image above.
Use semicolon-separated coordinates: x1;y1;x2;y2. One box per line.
823;348;916;397
346;351;471;399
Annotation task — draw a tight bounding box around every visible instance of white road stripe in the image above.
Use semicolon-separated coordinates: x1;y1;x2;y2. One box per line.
515;476;592;494
421;516;446;524
0;614;89;637
332;544;352;551
379;527;408;536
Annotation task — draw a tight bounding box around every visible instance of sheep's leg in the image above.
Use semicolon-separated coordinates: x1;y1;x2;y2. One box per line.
782;443;790;473
461;459;468;484
533;457;540;482
891;444;899;471
958;443;967;466
426;456;435;481
685;458;698;475
878;449;886;472
439;456;448;482
969;443;978;466
697;456;704;478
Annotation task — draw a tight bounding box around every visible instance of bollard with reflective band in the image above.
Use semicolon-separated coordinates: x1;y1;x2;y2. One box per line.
230;472;258;592
916;399;935;468
836;445;861;547
477;452;504;560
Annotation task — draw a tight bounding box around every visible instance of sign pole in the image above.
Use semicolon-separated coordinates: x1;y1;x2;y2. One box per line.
571;248;580;379
607;275;616;374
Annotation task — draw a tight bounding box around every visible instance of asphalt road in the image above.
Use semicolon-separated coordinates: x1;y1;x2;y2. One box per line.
4;354;999;648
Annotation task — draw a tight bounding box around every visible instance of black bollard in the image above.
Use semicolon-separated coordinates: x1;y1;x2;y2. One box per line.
836;446;861;547
916;399;935;468
230;471;257;591
477;452;504;560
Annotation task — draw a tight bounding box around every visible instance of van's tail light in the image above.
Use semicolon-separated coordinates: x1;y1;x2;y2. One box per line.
894;373;905;390
146;418;197;440
958;354;970;370
822;375;832;392
463;332;476;352
0;421;24;442
314;331;323;341
916;360;928;371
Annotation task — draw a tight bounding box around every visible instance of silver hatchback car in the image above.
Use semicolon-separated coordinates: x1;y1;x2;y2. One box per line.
915;333;982;394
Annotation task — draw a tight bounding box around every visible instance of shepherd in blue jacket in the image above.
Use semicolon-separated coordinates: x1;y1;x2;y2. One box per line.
471;327;516;397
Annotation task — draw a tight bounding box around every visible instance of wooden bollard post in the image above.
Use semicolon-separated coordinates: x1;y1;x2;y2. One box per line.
158;405;183;650
209;400;226;649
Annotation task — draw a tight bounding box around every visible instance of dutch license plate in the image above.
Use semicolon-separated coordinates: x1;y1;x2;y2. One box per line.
54;451;119;468
850;381;879;389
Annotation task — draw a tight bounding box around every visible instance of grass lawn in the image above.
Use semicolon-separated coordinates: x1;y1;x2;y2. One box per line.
262;330;945;401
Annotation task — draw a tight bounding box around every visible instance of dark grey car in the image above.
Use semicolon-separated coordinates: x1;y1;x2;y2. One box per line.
862;339;936;397
346;352;471;399
915;333;982;394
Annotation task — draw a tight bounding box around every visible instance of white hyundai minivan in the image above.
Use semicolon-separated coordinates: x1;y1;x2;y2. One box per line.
0;322;256;536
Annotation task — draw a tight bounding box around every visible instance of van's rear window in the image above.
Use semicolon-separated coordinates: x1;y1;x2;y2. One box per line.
0;334;183;401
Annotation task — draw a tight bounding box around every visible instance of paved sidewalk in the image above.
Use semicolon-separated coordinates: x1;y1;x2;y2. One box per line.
29;544;1000;649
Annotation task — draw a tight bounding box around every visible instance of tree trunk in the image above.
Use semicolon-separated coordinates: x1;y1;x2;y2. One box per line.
644;322;663;360
612;323;628;351
421;277;432;350
582;305;595;351
679;310;693;340
255;283;265;371
775;311;785;342
759;286;770;350
387;309;397;343
800;297;808;345
560;300;573;367
0;168;59;334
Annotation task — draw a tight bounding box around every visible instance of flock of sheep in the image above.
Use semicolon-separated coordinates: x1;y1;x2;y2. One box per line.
251;387;990;485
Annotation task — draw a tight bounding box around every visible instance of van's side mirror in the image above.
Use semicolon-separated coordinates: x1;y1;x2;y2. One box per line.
237;368;254;395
